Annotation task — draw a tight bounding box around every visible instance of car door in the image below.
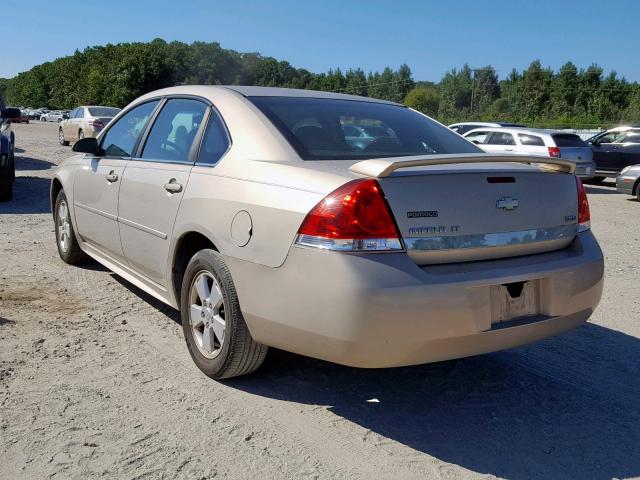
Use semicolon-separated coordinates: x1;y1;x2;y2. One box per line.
482;131;516;153
517;133;547;156
117;97;208;285
591;131;624;173
63;108;78;138
73;100;160;262
618;131;640;170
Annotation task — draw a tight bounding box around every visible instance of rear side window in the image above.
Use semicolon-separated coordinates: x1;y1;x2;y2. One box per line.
101;100;159;157
552;134;587;147
197;110;230;165
465;130;490;144
518;134;545;146
622;132;640;144
487;132;515;145
249;96;481;160
141;99;207;162
88;107;121;117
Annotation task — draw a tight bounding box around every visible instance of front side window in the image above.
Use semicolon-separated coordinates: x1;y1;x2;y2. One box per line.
101;100;159;157
197;110;230;165
487;132;515;146
75;108;84;119
597;131;626;144
141;99;207;162
249;96;481;160
518;134;545;146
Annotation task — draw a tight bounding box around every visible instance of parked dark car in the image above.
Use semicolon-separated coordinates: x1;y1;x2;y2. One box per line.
0;96;20;201
587;127;640;182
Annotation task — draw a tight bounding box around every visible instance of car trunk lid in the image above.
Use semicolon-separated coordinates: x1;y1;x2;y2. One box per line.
350;154;579;264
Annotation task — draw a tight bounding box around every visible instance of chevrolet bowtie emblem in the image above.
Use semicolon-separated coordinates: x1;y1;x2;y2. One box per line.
496;197;519;211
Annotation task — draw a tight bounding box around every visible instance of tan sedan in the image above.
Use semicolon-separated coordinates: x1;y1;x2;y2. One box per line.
58;105;120;145
51;86;604;379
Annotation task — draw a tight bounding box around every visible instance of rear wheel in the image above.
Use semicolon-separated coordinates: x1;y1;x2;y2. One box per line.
59;128;69;146
54;190;88;264
180;249;268;379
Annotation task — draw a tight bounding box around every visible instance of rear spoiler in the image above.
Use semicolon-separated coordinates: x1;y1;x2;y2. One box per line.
349;153;576;178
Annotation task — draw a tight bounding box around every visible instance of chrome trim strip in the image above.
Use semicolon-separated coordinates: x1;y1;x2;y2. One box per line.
404;225;578;251
118;217;168;240
74;202;118;222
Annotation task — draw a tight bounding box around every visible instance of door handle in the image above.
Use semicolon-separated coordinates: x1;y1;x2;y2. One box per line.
163;180;183;193
105;171;119;183
505;148;514;151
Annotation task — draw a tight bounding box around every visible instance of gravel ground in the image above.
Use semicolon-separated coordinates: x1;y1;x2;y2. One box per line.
1;122;639;480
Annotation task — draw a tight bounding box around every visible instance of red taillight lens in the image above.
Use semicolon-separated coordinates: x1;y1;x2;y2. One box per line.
576;177;590;232
296;179;402;251
89;119;104;128
548;147;561;158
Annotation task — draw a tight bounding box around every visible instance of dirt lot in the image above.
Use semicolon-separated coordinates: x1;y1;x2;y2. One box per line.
1;122;639;480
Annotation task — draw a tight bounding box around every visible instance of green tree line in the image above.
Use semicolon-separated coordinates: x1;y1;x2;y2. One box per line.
2;39;638;127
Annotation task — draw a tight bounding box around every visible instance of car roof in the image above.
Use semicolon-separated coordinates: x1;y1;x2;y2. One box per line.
135;85;401;106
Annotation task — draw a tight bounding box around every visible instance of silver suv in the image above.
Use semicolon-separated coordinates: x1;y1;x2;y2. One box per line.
464;127;596;178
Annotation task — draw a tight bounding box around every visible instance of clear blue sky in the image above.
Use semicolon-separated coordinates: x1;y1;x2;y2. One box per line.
3;0;639;81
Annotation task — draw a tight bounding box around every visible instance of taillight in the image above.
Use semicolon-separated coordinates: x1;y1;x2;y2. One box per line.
576;177;590;232
89;119;104;128
295;178;403;251
548;147;561;158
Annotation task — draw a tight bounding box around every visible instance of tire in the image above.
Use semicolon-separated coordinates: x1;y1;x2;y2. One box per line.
78;129;84;140
54;190;88;264
0;154;13;202
59;128;69;146
180;249;268;379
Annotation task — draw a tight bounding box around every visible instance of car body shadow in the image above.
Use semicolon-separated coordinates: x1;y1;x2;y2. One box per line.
584;185;621;195
89;254;640;478
111;274;180;324
0;176;51;214
224;323;640;480
15;155;56;171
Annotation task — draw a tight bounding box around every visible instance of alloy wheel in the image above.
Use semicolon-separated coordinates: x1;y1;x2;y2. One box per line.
189;271;226;359
57;199;71;253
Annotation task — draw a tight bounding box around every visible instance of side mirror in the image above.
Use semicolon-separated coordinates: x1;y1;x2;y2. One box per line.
72;137;100;155
2;108;21;120
62;114;69;120
471;140;482;145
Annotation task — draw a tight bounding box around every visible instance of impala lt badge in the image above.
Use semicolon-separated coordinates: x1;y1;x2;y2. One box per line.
496;197;519;211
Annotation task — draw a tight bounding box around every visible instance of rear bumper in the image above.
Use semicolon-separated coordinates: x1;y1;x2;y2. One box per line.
616;175;636;195
228;231;604;368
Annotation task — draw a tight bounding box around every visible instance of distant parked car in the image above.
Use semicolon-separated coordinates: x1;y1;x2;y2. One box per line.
463;127;595;178
449;122;525;135
0;97;20;201
587;127;640;182
40;111;65;123
58;106;121;145
616;165;640;201
9;109;30;124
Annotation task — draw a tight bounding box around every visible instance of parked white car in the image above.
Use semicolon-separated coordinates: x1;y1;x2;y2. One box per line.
463;127;596;178
448;122;525;135
40;111;66;123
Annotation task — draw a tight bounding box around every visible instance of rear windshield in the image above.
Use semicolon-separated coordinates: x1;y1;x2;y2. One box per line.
552;134;587;147
88;107;121;117
249;96;481;160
